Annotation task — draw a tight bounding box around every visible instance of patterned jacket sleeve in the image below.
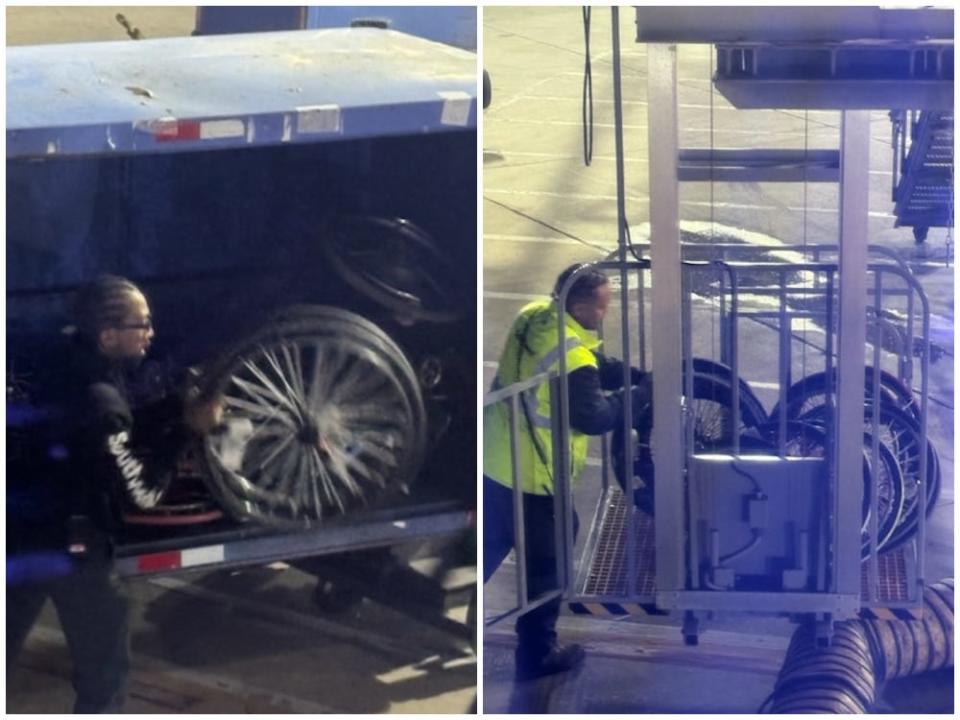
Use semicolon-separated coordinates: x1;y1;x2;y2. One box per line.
87;382;185;510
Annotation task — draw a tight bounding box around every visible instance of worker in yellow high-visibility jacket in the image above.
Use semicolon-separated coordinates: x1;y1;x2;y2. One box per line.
484;263;652;681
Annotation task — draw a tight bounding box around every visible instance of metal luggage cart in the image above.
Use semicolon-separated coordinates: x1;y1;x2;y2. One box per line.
485;7;939;644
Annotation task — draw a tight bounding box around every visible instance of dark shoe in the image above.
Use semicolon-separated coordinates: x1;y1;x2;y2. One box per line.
515;643;585;681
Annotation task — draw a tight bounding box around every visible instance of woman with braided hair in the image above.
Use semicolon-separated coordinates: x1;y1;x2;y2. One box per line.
7;275;222;713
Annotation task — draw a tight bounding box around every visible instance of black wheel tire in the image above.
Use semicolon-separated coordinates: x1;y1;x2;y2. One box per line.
319;216;462;324
611;362;768;511
198;305;427;528
771;367;920;426
483;69;492;109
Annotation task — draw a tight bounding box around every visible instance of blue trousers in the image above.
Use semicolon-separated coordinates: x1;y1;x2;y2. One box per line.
484;476;579;657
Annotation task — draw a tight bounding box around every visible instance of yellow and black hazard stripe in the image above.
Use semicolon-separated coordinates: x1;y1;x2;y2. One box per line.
859;606;924;621
569;602;668;617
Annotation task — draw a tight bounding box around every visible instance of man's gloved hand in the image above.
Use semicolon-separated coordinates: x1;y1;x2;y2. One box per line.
630;373;653;430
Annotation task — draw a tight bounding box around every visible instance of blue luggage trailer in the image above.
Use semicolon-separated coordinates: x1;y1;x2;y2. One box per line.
7;28;477;600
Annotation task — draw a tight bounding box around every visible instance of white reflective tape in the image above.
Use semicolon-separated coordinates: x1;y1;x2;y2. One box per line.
438;90;472;126
200;119;246;140
181;545;225;567
297;104;342;134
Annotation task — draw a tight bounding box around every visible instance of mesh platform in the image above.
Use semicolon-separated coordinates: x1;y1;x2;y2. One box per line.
579;487;913;605
580;489;657;598
860;547;911;603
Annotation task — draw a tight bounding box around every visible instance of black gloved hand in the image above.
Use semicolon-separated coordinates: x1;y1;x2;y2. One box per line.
630;373;653;432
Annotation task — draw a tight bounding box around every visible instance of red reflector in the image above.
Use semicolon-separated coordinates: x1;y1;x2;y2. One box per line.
155;120;201;142
137;550;182;572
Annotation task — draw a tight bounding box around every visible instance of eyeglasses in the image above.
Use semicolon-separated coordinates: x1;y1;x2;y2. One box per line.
114;319;153;331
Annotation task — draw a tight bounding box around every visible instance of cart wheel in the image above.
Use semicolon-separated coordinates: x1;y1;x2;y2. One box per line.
762;419;905;557
200;306;427;528
610;361;767;511
799;401;938;553
320;215;462;324
771;368;920;425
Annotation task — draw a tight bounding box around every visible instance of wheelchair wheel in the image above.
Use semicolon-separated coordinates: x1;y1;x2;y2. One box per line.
199;306;427;528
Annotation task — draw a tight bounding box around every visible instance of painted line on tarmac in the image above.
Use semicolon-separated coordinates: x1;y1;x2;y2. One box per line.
490;117;837;137
485;188;897;219
484;232;612;249
484;150;896;177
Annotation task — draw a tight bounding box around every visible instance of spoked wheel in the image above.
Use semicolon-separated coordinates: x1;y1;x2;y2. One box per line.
763;419;905;557
802;402;940;553
320;215;462;324
771;367;920;425
611;361;767;513
200;306;427;528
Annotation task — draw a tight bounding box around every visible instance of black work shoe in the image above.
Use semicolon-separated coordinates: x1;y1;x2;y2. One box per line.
515;643;586;681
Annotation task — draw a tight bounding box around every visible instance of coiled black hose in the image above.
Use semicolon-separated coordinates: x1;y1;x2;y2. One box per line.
764;579;953;713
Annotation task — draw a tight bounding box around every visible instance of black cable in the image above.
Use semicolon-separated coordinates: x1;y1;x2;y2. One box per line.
730;461;763;495
581;6;594;166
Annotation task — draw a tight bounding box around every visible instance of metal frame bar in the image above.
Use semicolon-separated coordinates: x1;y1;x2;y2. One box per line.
834;110;871;602
647;42;686;596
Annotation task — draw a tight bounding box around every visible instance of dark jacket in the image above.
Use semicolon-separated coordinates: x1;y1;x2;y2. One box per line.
66;338;189;534
568;352;651;436
8;337;188;555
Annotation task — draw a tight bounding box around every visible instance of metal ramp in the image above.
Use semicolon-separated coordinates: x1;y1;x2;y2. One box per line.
572;487;915;617
893;110;955;240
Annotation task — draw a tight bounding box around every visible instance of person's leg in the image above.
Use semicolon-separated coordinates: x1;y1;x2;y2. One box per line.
483;475;516;583
514;494;562;656
51;558;131;714
515;503;583;678
7;583;50;669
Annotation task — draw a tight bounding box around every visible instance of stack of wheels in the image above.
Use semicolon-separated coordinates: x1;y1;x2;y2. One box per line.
610;358;768;514
756;420;904;560
609;360;935;561
771;368;940;556
198;305;427;529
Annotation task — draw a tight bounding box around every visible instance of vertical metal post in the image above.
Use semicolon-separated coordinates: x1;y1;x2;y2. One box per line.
835;110;870;604
868;271;883;604
778;270;790;455
508;395;529;606
550;375;572;600
647;43;685;597
611;6;637;599
728;266;740;454
638;265;647;372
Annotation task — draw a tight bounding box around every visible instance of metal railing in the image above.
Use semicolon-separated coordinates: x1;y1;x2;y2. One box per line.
482;371;569;626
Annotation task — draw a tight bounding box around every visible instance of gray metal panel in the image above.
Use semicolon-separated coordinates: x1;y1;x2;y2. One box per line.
714;79;953;111
678;148;840;182
635;7;953;43
660;590;861;616
835;111;871;602
647;45;686;594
